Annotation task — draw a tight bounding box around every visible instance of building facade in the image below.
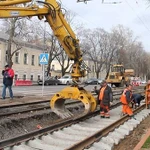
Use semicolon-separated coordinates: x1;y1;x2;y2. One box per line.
0;32;106;85
0;33;43;83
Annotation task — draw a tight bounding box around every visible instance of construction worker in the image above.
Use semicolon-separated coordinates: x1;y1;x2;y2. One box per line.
131;93;145;109
98;80;113;118
145;80;150;109
120;84;134;117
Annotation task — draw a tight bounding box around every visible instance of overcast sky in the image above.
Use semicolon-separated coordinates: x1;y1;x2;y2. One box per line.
61;0;150;52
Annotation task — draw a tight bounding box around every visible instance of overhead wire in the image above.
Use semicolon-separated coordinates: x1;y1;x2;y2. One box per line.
59;0;99;28
60;0;150;38
125;0;150;35
134;0;150;27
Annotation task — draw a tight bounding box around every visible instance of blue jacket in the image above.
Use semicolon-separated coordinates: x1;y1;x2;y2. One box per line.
2;69;14;86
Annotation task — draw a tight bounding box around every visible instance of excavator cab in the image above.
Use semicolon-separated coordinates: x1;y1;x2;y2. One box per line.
111;65;125;74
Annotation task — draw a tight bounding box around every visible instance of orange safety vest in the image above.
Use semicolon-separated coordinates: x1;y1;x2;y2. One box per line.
99;86;106;101
146;84;150;105
146;84;150;97
120;89;132;105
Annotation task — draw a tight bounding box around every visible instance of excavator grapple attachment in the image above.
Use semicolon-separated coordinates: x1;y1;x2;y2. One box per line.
50;86;97;119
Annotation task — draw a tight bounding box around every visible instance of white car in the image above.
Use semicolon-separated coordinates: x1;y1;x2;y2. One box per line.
58;75;72;85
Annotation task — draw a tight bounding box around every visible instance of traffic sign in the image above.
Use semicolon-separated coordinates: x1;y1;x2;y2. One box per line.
39;53;49;65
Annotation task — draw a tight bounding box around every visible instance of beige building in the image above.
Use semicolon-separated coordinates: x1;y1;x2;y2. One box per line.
0;32;106;85
0;33;43;83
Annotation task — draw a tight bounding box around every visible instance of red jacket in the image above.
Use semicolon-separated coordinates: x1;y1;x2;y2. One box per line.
2;68;14;86
7;68;14;78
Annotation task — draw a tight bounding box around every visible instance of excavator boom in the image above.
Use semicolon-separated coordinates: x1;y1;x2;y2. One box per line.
0;0;97;118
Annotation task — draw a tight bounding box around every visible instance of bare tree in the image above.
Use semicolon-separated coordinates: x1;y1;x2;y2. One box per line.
110;25;148;78
46;35;63;76
82;28;110;78
56;47;71;76
1;18;25;67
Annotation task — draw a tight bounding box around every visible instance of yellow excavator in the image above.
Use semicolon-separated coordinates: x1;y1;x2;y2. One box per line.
0;0;97;118
106;64;134;87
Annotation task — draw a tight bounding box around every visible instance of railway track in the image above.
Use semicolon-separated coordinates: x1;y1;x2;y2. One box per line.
0;86;146;149
0;101;82;117
1;102;149;150
0;85;144;118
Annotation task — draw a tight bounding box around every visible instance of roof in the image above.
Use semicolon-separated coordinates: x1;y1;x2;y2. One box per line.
0;31;44;51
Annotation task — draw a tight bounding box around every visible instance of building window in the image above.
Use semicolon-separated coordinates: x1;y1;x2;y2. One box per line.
30;75;33;81
23;74;26;80
92;66;95;72
24;53;28;64
31;55;35;65
38;75;40;80
38;56;41;66
5;50;8;62
15;74;18;80
15;52;19;64
51;65;55;71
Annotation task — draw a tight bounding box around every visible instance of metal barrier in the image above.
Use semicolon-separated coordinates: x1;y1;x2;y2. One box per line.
14;80;32;86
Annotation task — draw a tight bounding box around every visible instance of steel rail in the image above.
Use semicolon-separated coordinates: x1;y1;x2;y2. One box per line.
0;103;120;149
0;101;82;117
66;104;146;150
0;89;144;117
0;85;144;109
0;99;50;109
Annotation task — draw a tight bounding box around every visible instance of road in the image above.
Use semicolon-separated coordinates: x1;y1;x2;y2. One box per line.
0;84;97;98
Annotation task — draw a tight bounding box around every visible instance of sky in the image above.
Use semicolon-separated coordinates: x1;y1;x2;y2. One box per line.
61;0;150;52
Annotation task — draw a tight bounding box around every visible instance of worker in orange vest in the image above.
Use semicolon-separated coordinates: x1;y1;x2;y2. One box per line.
120;84;134;117
98;80;113;118
145;80;150;109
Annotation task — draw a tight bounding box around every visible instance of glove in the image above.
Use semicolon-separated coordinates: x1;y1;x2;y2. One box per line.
110;102;113;106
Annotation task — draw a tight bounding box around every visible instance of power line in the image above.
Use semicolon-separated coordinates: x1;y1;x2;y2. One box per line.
60;0;100;28
125;0;150;35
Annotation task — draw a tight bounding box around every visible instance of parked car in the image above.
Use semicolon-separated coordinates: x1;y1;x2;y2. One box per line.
98;79;103;84
141;80;146;84
84;78;99;85
58;75;72;85
37;77;61;85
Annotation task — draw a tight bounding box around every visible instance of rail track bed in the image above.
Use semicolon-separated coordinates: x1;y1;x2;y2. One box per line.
1;103;149;150
0;85;146;149
0;100;83;117
0;100;85;141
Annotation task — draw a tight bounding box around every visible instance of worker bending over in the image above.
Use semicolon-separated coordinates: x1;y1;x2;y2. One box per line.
98;80;113;118
120;84;135;118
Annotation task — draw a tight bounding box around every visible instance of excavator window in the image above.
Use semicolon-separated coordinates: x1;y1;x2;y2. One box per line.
111;66;125;73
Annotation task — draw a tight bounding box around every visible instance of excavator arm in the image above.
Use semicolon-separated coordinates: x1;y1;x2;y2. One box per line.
0;0;97;118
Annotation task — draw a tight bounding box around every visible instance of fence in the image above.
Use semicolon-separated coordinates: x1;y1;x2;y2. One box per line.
14;79;33;86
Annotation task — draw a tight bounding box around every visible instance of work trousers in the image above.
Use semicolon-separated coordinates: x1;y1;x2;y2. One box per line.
146;95;150;104
2;84;13;99
122;104;133;116
100;102;110;118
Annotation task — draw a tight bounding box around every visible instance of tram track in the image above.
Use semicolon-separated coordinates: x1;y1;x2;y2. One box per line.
0;86;146;149
1;102;148;150
0;101;82;117
0;102;121;149
0;86;144;118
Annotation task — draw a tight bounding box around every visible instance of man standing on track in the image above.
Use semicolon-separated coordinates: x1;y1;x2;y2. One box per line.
120;84;135;118
98;80;113;118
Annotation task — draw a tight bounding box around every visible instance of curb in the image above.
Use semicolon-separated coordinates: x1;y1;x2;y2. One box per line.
133;128;150;150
